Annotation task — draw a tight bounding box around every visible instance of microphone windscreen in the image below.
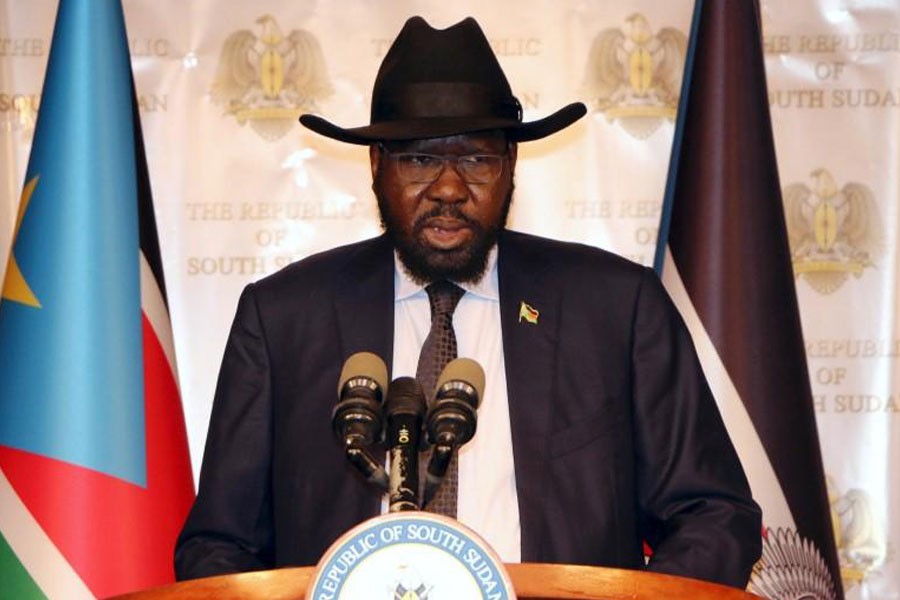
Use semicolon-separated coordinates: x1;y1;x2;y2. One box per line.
384;376;426;416
435;357;485;408
338;351;388;395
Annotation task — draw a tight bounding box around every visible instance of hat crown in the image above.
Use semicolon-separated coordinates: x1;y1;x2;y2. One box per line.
376;17;511;92
372;17;519;124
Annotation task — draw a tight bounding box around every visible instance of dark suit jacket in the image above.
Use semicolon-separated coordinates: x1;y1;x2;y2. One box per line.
175;230;761;587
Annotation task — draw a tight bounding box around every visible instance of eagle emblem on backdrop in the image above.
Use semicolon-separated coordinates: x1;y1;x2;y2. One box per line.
828;477;891;590
211;15;333;141
783;168;884;294
581;14;686;139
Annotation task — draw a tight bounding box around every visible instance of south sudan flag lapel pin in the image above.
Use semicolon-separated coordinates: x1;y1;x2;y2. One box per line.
518;301;539;324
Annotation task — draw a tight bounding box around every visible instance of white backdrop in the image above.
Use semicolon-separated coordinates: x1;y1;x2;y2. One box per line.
0;1;897;597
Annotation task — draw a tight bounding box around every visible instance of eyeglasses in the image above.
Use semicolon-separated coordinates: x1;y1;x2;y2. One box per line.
379;145;508;184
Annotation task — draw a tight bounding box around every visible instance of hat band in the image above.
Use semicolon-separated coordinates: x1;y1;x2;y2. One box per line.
373;82;522;123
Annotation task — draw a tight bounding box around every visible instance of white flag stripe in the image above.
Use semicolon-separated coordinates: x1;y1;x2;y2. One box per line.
0;468;95;599
140;251;180;386
661;247;795;531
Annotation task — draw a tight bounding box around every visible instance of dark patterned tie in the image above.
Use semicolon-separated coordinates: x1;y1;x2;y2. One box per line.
416;280;465;517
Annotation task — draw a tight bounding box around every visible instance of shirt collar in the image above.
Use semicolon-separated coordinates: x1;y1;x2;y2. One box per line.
394;245;499;301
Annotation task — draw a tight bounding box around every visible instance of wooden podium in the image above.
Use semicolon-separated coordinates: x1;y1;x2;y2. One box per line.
114;564;764;599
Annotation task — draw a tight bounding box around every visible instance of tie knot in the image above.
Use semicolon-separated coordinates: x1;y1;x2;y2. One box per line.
425;280;465;319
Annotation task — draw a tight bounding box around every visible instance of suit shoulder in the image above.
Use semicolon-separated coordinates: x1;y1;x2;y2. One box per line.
251;236;389;296
501;229;649;282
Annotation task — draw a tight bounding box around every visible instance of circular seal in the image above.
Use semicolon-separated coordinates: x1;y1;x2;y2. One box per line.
307;512;516;600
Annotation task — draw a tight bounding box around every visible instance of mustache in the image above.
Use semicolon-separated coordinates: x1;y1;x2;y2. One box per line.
412;206;481;232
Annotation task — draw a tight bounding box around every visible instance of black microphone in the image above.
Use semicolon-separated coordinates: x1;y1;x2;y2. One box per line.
333;352;389;492
422;358;485;507
384;376;427;512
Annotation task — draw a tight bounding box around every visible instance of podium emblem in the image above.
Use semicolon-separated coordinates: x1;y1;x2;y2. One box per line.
308;512;516;599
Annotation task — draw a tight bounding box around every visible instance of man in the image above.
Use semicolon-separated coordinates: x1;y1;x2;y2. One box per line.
176;16;761;588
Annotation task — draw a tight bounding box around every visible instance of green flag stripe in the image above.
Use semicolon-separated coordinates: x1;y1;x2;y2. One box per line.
0;531;47;599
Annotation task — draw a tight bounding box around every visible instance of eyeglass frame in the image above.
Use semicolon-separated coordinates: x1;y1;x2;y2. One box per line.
376;143;511;185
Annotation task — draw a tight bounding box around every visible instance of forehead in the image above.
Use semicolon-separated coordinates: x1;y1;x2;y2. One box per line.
382;131;508;154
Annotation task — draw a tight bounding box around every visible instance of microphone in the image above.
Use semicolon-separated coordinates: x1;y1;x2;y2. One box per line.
384;376;427;512
422;358;485;507
333;352;389;492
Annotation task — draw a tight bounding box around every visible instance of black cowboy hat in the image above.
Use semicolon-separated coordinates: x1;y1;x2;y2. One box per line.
299;16;586;144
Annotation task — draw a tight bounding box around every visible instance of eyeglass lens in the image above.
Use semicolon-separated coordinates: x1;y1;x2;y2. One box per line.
390;153;505;183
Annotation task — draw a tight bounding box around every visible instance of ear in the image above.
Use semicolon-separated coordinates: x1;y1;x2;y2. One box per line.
507;142;518;174
369;144;382;179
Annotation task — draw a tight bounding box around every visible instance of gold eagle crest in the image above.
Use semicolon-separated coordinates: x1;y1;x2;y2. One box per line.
581;14;686;139
211;15;332;141
783;168;884;294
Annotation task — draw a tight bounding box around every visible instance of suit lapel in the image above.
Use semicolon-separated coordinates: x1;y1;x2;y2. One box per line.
333;235;394;518
334;235;395;372
498;231;559;561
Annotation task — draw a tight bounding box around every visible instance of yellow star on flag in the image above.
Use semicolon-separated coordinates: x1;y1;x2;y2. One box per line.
2;176;42;308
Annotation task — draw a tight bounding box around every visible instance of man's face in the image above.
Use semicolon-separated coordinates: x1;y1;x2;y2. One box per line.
371;131;517;284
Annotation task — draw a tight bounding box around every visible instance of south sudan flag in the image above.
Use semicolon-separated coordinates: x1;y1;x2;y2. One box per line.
0;1;194;597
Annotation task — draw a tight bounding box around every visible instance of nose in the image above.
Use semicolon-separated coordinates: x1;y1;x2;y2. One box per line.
426;159;469;204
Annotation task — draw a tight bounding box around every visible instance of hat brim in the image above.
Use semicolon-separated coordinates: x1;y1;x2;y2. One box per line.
299;102;587;145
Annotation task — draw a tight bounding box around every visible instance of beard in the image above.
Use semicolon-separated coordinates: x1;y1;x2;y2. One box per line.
375;185;513;285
